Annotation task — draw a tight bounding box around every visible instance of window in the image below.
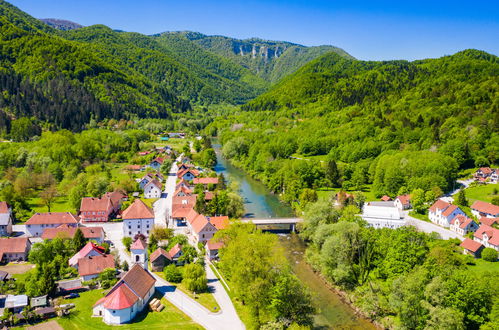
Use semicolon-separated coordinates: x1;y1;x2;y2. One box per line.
136;255;140;262
129;232;132;235
128;225;131;229
146;225;149;229
147;230;149;234
137;225;140;229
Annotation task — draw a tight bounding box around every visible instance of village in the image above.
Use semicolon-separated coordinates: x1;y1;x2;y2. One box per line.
0;133;243;329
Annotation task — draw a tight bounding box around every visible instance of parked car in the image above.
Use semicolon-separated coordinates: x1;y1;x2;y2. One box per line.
64;293;80;299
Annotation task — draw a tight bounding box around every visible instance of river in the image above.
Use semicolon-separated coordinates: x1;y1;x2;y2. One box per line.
213;143;375;329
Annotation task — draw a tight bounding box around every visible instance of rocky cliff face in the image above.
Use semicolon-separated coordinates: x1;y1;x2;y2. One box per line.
40;18;83;31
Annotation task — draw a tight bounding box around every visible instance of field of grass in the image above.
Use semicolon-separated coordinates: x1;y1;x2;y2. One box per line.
290;153;328;162
27;196;74;215
409;211;430;222
468;258;499;275
57;289;202;330
153;272;220;312
464;183;498;203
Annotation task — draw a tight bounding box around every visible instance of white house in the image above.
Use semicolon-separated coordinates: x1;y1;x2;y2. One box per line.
471;200;499;219
143;180;162;199
185;209;218;244
0;202;13;236
122;199;155;238
474;225;499;252
394;194;411;210
92;264;156;325
25;212;79;237
428;200;465;227
449;215;479;235
138;174;154;190
361;202;405;229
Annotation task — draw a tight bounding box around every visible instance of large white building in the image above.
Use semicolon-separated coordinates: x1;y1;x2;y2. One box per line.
361;202;405;229
25;212;79;237
122;199;155;238
429;200;465;227
143;180;162;199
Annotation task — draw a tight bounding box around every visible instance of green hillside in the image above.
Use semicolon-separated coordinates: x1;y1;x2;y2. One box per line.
167;31;355;83
212;50;499;202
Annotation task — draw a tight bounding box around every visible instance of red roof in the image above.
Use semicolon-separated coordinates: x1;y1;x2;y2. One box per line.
381;195;392;201
450;215;474;229
479;167;493;175
78;254;115;276
150;248;172;263
429;199;451;213
204;191;214;201
131;238;147;250
42;225;104;240
396;194;411;206
193;177;219;185
103;284;138;310
474;225;499;246
152;157;164;165
210;216;229;230
177;168;200;179
168;244;182;258
26;212;78;225
125;165;143;171
207;239;224;251
442;204;460;217
171;207;192;219
460;238;483;253
80;196;112;213
122;199;154;220
69;242;105;266
480;217;499;226
0;202;9;214
0;237;29;254
173;186;192;197
471;201;499;217
144;179;162;190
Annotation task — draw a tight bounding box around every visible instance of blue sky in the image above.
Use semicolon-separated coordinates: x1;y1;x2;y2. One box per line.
8;0;499;60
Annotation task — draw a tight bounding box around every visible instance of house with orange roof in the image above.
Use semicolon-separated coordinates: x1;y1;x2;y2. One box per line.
168;243;183;264
69;242;106;267
173;186;193;197
474;224;499;252
207;239;224;260
0;237;31;262
209;216;230;230
394;194;411;210
0;202;13;236
150;248;172;271
471;200;499;219
122;199;155;238
192;177;219;187
186;210;217;244
25;212;79;237
480;217;499;227
92;264;156;324
449;215;479;235
175;179;192;190
428;200;465;227
80;191;125;222
41;225;105;243
460;238;484;258
78;254;115;281
177;168;199;181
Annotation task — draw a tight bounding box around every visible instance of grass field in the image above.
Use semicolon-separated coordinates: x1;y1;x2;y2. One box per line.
153;272;220;312
27;196;74;215
468;258;499;275
57;289;202;330
464;183;498;203
0;262;34;275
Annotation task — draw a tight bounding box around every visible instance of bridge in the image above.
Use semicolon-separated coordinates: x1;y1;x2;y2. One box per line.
240;218;303;232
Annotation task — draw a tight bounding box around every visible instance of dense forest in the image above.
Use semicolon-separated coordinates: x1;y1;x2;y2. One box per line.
211;50;498;204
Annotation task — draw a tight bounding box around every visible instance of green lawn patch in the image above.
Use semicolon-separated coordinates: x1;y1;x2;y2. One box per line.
464;183;498;203
153;272;220;313
143;198;159;209
57;289;202;329
409;211;430;222
467;258;499;275
27;196;74;215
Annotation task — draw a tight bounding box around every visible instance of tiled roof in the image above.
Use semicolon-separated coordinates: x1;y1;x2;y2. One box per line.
26;212;78;225
130;238;147;250
442;204;460;217
168;244;182;258
451;215;474;229
69;242;105;266
206;239;224;251
122;199;154;220
193;177;219;185
78;254;115;276
480;217;499;227
41;225;104;240
479;167;493;175
209;216;229;230
171;207;192;219
80;196;111;213
0;237;29;254
460;238;483;253
381;195;392;201
150;248;172;263
119;264;156;299
103;284;138;310
429;199;451;213
471;201;499;216
144;179;162;190
396;194;411;206
474;225;499;246
0;202;10;213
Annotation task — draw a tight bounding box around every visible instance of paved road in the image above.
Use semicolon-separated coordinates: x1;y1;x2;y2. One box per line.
404;212;464;241
152;159;179;228
153;272;244;330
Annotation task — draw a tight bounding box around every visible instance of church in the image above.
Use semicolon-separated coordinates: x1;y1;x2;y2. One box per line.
93;237;156;324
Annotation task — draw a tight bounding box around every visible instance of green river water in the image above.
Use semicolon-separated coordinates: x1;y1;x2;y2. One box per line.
213;144;375;329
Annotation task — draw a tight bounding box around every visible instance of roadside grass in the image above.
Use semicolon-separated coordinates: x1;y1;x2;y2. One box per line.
143;198;159;209
464;183;498;203
467;258;499;275
409;211;430;222
153;272;220;312
57;289;202;329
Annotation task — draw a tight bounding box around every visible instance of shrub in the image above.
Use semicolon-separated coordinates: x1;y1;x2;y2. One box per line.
182;263;207;292
482;248;498;262
164;264;182;283
122;237;132;252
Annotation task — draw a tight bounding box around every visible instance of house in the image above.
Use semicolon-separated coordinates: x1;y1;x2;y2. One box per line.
149;157;165;171
78;254;115;281
139;174;154;190
131;238;148;270
460;238;484;258
41;225;105;243
93;264;156;325
30;295;48;309
69;242;106;267
144;179;162;199
178;163;194;172
125;165;143;172
34;307;57;319
471;201;499;219
177;168;199;181
474;224;499;251
474;167;494;181
0;237;31;262
480;217;499;227
168;244;183;264
394;194;411;210
0;202;13;236
25;212;79;237
449;215;479;235
361;202;405;229
80;191;125;222
138;151;152;156
381;195;392;202
168;132;185;138
5;295;28;313
428;200;465;227
206;239;224;260
122;199;155;238
192;177;219;187
171;195;197;227
149;248;172;272
491;170;499;183
173;186;193;197
186;209;217;244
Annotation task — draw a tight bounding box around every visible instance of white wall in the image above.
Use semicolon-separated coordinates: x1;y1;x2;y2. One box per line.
123;218;154;238
26;223;77;237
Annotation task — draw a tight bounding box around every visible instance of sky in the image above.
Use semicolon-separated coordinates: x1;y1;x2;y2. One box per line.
8;0;499;61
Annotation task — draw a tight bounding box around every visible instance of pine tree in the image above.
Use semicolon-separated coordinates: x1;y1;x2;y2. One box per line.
72;228;86;252
456;189;468;207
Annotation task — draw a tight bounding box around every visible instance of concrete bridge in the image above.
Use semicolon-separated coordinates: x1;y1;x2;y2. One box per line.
240;218;303;232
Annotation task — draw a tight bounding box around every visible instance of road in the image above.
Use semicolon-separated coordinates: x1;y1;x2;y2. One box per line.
84;222;131;264
403;211;464;241
151;157;179;229
153;272;244;330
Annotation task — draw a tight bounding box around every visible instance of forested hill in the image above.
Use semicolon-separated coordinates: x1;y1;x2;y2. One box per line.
40;18;83;30
213;50;498;201
163;31;355;83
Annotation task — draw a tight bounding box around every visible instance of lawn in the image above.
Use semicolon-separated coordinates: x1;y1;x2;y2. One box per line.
464;183;498;203
409;211;430;222
0;262;35;275
57;289;202;330
468;258;499;275
27;196;74;215
143;198;159;209
153;272;220;312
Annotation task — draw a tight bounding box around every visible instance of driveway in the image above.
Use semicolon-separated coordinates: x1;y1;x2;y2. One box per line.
404;212;464;241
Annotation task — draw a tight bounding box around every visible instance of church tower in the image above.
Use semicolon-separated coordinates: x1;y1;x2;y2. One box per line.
130;237;148;270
